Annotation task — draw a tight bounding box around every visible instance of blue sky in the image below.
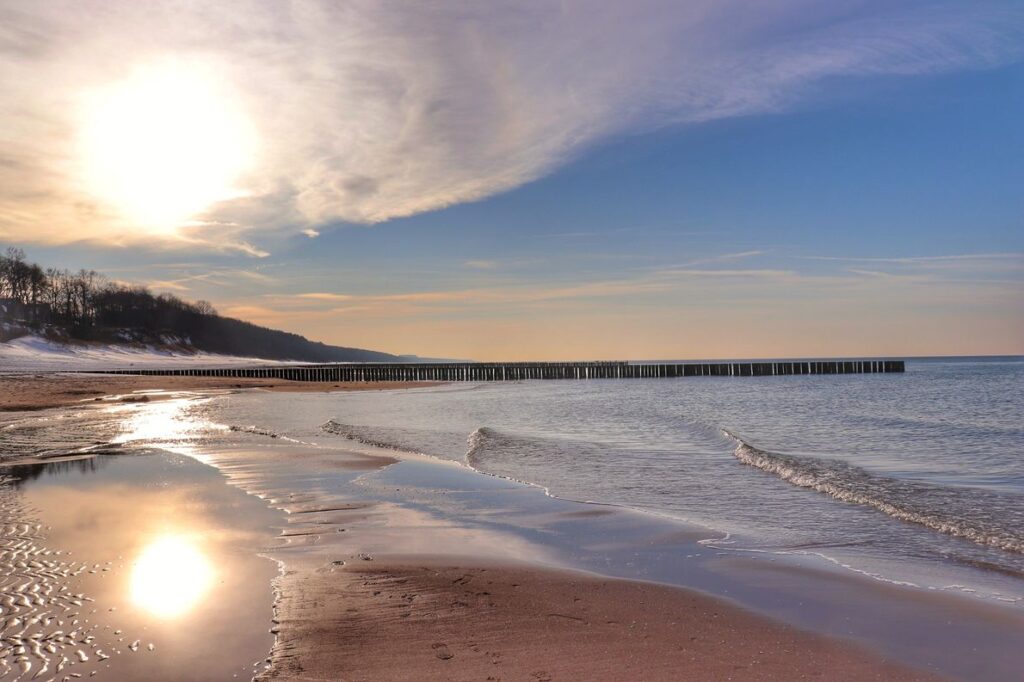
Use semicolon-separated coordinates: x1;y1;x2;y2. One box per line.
2;1;1022;358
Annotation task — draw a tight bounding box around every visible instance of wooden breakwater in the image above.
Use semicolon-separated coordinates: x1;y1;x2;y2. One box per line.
87;359;904;382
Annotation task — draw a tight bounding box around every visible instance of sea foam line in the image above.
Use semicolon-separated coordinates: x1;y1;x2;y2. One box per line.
724;430;1024;555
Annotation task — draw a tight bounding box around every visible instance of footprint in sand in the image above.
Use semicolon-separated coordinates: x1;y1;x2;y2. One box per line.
431;643;454;660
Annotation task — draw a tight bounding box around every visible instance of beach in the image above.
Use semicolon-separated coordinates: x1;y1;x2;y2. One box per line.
0;372;437;412
265;559;938;681
1;370;1022;680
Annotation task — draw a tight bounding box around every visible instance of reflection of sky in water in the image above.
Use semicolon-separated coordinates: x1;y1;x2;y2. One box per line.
1;451;280;681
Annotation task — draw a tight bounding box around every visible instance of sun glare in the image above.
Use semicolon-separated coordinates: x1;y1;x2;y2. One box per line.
77;60;255;233
131;535;214;618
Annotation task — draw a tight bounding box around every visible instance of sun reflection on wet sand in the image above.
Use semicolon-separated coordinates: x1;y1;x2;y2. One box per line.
131;535;213;618
0;451;281;681
108;393;226;459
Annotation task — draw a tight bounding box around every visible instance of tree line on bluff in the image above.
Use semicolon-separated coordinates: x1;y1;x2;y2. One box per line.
0;247;400;362
0;246;216;331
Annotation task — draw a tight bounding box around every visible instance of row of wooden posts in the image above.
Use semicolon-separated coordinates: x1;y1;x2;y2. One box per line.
88;359;905;382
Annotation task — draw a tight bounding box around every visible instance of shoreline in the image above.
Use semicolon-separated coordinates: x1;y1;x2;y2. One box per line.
0;438;945;681
234;442;1021;682
201;438;940;682
2;374;1021;679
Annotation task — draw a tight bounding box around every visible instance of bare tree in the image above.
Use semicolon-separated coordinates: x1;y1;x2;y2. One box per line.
194;300;217;316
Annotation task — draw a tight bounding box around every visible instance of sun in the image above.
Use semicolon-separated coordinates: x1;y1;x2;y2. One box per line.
77;60;256;234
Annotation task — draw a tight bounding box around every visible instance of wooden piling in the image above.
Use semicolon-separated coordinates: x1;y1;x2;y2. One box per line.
83;359;904;383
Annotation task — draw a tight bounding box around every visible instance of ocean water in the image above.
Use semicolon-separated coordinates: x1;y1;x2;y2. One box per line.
1;358;1021;606
228;356;1024;604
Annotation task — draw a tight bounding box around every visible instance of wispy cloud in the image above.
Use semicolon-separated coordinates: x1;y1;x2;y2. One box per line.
1;1;1021;249
202;253;1024;357
143;273;222;292
278;266;823;313
804;253;1024;265
136;265;276;294
805;252;1024;280
296;292;356;303
263;251;1024;316
845;268;933;282
672;250;765;268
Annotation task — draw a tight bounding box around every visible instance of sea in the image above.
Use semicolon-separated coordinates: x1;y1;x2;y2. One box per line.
211;355;1024;605
2;356;1023;606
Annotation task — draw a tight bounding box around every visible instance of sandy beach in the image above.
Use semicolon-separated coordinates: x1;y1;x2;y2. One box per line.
0;372;439;411
3;374;1020;680
265;557;939;681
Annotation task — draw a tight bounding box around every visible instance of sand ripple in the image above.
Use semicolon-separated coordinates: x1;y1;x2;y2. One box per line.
0;475;130;681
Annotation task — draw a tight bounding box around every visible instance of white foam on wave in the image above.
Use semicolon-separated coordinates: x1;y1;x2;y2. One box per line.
226;424;310;445
321;419;434;457
724;430;1024;555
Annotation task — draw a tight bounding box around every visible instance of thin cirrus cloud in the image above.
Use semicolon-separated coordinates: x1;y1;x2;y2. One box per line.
274;249;1024;314
225;259;1022;352
804;253;1024;266
280;267;869;312
1;1;1022;251
195;250;1024;358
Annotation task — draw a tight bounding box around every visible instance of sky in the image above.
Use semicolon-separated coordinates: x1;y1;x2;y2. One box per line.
1;0;1022;360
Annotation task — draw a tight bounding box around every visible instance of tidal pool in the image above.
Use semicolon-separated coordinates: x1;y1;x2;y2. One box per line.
0;451;282;681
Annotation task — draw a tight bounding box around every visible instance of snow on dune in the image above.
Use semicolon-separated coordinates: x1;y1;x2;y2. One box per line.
0;335;280;373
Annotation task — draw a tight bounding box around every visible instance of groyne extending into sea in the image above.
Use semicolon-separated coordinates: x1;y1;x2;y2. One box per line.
85;359;905;381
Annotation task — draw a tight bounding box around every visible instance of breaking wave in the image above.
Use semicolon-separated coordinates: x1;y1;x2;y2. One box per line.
229;424;282;439
320;420;450;458
465;426;576;470
465;427;491;467
726;431;1024;554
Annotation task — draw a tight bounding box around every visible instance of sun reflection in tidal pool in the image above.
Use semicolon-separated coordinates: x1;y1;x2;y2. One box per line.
131;535;213;618
110;394;224;456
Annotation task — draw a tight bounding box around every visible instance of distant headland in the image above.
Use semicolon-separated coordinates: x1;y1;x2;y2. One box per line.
0;247;400;363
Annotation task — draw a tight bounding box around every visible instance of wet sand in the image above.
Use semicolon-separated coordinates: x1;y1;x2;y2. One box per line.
181;440;956;681
0;452;283;681
0;373;440;412
265;557;939;681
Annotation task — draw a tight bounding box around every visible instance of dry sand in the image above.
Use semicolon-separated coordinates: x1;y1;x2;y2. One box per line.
0;372;439;411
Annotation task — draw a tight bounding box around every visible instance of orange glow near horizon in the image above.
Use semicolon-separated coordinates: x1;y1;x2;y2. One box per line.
224;303;1024;362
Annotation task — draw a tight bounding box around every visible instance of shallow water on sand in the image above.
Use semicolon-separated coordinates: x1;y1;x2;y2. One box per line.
206;358;1024;606
150;397;1024;682
0;451;280;681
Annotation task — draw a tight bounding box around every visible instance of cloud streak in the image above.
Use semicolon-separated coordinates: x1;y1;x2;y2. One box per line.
1;1;1022;249
273;264;947;313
